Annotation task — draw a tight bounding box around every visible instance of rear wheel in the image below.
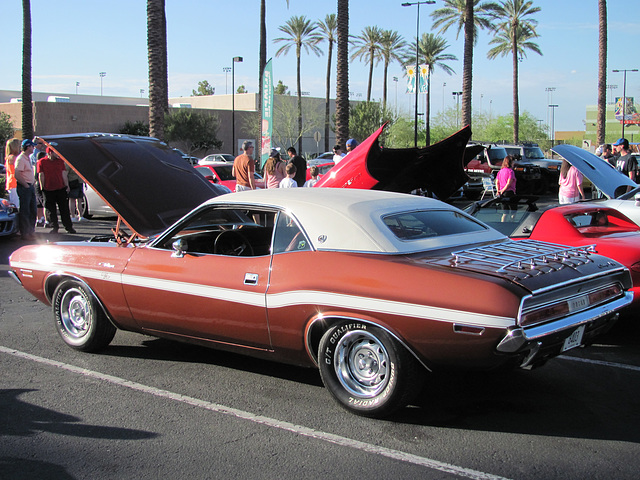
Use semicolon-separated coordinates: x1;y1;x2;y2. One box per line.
318;322;424;417
78;194;93;219
52;280;116;352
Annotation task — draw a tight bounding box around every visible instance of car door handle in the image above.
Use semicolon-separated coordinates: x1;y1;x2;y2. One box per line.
244;273;259;285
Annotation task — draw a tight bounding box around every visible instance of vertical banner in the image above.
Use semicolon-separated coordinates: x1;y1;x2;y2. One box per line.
261;58;274;167
406;65;416;94
419;64;429;94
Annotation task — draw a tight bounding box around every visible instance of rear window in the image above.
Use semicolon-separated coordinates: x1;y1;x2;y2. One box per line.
383;210;487;241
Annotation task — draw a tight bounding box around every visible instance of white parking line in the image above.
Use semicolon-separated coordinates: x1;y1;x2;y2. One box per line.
559;355;640;372
0;345;510;480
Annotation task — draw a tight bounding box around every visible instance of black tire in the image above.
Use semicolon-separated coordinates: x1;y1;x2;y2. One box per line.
79;194;93;219
318;322;424;418
52;280;116;352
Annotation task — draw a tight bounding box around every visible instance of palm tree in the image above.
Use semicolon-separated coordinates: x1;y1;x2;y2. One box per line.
350;26;383;102
379;30;407;111
274;15;322;152
487;0;541;144
597;0;607;146
318;13;337;152
335;0;350;149
404;33;457;145
431;0;500;130
22;0;33;140
147;0;168;141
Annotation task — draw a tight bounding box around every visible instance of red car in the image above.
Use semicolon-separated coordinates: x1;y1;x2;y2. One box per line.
467;197;640;307
195;163;265;190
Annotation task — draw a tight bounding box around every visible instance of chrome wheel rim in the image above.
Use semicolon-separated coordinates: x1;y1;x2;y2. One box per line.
334;330;389;397
59;288;91;338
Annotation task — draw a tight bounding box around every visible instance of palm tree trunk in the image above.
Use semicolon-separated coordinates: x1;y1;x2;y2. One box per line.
461;0;473;129
511;24;519;144
597;0;607;146
324;41;333;152
366;51;374;102
22;0;33;140
296;47;303;153
335;0;349;148
382;60;389;110
147;0;168;141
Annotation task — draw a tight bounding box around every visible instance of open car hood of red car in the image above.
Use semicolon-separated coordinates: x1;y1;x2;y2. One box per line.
315;124;472;200
43;133;225;239
552;144;637;199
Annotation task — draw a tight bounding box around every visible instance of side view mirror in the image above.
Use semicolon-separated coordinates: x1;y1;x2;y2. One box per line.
171;238;187;258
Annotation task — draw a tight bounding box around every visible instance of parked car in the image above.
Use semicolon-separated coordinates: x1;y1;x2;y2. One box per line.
501;143;562;193
552;144;640;224
466;196;640;307
200;153;235;164
0;198;19;237
195;163;265;190
305;161;334;181
7;133;633;418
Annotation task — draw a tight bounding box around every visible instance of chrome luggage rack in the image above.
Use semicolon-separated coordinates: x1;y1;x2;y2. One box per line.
452;240;596;275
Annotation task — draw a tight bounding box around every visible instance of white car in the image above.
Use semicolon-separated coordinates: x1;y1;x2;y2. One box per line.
200;153;235;164
552;144;640;224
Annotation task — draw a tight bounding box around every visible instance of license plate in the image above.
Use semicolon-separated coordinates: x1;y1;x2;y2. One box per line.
562;325;585;352
568;295;589;312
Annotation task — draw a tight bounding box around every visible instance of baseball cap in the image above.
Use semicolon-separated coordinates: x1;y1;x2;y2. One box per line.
613;138;628;147
21;139;36;148
269;148;280;158
346;138;358;147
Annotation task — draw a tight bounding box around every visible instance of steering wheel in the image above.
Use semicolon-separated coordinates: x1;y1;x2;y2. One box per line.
214;230;254;256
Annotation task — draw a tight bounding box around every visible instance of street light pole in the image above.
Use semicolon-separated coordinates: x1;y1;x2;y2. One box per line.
613;68;638;139
402;1;435;148
549;104;558;147
232;57;243;155
452;91;462;128
223;67;231;95
99;72;106;96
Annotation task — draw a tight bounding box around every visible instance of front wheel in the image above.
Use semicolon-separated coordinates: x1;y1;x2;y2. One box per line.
52;280;116;352
318;323;424;417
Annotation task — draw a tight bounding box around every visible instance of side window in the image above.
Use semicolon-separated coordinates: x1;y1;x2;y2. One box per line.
272;212;310;254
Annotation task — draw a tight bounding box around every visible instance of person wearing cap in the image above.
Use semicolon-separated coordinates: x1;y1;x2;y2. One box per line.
332;144;346;165
345;138;359;154
613;138;636;182
15;139;38;239
30;136;46;167
263;149;286;188
232;140;256;191
37;147;76;234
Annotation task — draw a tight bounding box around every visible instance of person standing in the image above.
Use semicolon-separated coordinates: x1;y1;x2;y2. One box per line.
602;144;615;167
345;138;359;154
286;147;307;187
263;149;286;188
613;138;637;182
304;166;320;187
4;138;21;208
279;163;297;188
30;137;46;167
37;147;76;234
14;139;38;240
558;159;585;204
496;155;517;197
332;144;346;165
67;163;84;221
232;140;256;191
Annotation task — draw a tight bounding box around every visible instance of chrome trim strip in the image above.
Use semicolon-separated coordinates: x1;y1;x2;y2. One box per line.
7;270;22;286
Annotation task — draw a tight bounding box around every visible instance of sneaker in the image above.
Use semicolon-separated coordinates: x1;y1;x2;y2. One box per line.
36;218;45;227
49;228;59;234
66;228;77;234
71;217;79;222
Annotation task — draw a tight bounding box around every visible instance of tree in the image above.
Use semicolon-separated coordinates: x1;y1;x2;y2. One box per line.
0;112;15;156
274;15;322;153
22;0;33;140
349;101;395;146
147;0;169;141
404;33;457;145
318;13;337;152
272;96;322;153
119;120;150;137
237;85;247;94
335;0;350;149
431;0;500;130
487;0;541;144
192;80;215;96
379;30;407;111
597;0;607;147
164;110;223;156
350;26;383;102
274;80;290;95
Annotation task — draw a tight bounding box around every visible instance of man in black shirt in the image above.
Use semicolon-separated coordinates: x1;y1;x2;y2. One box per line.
286;147;307;187
613;138;637;182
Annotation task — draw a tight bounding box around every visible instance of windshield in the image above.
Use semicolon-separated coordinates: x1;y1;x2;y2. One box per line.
523;147;545;159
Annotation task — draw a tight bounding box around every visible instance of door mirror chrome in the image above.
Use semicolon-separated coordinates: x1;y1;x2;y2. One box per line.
171;238;187;258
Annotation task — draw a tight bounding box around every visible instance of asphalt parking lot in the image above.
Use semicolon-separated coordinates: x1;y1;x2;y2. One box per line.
1;208;640;479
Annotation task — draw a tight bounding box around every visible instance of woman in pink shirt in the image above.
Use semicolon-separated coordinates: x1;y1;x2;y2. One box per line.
263;149;286;188
558;159;584;204
496;155;517;198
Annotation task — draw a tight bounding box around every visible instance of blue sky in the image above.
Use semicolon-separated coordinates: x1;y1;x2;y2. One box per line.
2;0;639;132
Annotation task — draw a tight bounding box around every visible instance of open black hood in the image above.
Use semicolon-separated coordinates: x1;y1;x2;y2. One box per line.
43;133;226;238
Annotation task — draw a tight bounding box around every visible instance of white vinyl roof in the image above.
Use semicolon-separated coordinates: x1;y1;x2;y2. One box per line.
204;188;505;254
